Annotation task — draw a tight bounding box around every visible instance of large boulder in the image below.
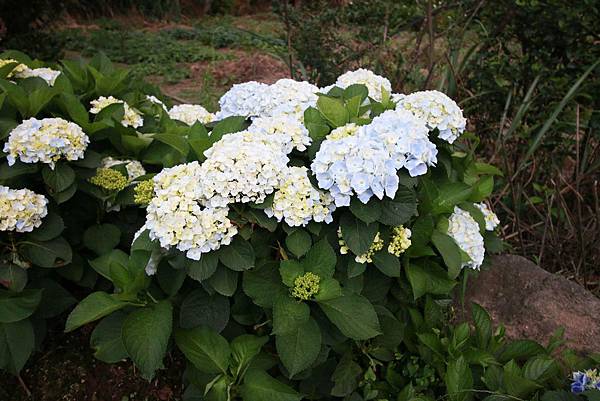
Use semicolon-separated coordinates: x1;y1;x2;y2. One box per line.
456;254;600;354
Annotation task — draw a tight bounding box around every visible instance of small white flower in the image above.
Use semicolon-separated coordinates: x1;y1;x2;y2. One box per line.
447;206;485;270
90;96;144;128
475;202;500;231
14;67;61;86
216;81;275;119
335;69;392;102
101;156;146;181
326;123;360;141
0;186;48;233
146;95;168;111
396;90;466;144
4;117;89;169
0;59;28;77
265;166;335;227
268;78;319;121
168;104;215;125
247;115;311;153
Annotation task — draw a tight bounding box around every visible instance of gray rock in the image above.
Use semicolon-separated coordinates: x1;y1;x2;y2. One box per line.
455;254;600;353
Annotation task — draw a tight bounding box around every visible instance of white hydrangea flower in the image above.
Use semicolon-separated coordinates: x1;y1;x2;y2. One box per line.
0;59;28;77
200;131;290;207
319;84;336;94
366;109;438;177
4;117;89;169
14;67;61;86
388;225;411;256
90;96;144;128
168;104;215;125
268;78;319;120
326;123;360;141
396;90;467;144
447;206;485;270
0;186;48;233
335;68;392;102
265;166;335;227
311;128;399;207
101;156;146;181
247;115;311;153
338;228;384;264
216;81;275;119
475;202;500;231
391;93;406;103
146;95;168;111
144;162;237;261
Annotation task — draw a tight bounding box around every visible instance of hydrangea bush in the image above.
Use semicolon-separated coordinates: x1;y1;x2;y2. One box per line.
0;50;598;401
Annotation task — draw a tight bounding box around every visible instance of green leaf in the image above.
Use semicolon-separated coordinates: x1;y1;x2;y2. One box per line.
279;260;304;287
317;95;349;127
218;237;255;271
0;319;34;374
187;252;218;282
0;264;27;292
65;292;129;332
42;163;75;192
503;367;542;398
314;277;342;301
541;392;581;401
0;160;38;181
21;236;72;268
83;224;121;255
153;133;190;157
272;294;309;335
431;231;463;279
28;86;57;116
175;326;230;374
207;266;238;297
89;249;129;281
497;340;546;363
0;289;41;323
523;356;558;382
304;107;330;140
27;212;64;241
90;311;127;363
372;251;401;277
276;317;321;377
240;369;302;401
432;182;472;214
318;294;381;340
331;355;362;397
343;84;369;103
340;213;378;255
285;229;312;258
230;335;268;378
180;290;229;333
349;198;382;224
446;356;473;401
379;185;417;225
210;116;247;143
243;262;285;308
35;278;76;318
406;263;457;299
302;239;336;279
472;303;492;349
122;300;173;380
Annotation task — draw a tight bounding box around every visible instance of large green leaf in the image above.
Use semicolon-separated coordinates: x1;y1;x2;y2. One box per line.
379;185;417;225
406;263;457;299
218;237;255;271
446;356;473;401
187;252;219;282
122;300;173;380
272;294;310;335
83;224;121;255
276;317;321;377
243;262;285;308
90;311;127;363
302;239;336;279
0;289;41;323
317;95;349;127
0;319;34;374
175;326;230;374
42;163;75;193
331;355;362;397
65;291;129;332
496;340;546;363
179;290;230;333
372;251;401;277
318;294;381;340
230;335;268;378
21;236;72;268
339;213;378;256
207;266;238;297
285;229;312;258
431;230;463;278
240;369;302;401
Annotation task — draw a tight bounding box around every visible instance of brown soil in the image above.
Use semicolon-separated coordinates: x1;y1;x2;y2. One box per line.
0;323;185;401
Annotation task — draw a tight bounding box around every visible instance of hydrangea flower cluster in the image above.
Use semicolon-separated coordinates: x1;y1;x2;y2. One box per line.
447;206;485;270
4;117;89;169
388;226;412;256
216;81;274;119
144;162;238;261
571;369;600;393
265;166;335;227
14;67;61;86
0;58;28;77
291;272;321;301
101;157;146;181
335;68;392;102
326;123;360;141
311;128;400;206
338;228;384;264
475;202;500;231
90;168;129;192
248;115;312;153
268;78;319;120
0;186;48;233
168;104;215;125
200;131;290;207
366;109;438;177
90;96;144;128
396;90;467;144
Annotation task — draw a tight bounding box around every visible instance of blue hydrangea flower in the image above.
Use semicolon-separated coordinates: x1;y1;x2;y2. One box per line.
571;369;600;393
